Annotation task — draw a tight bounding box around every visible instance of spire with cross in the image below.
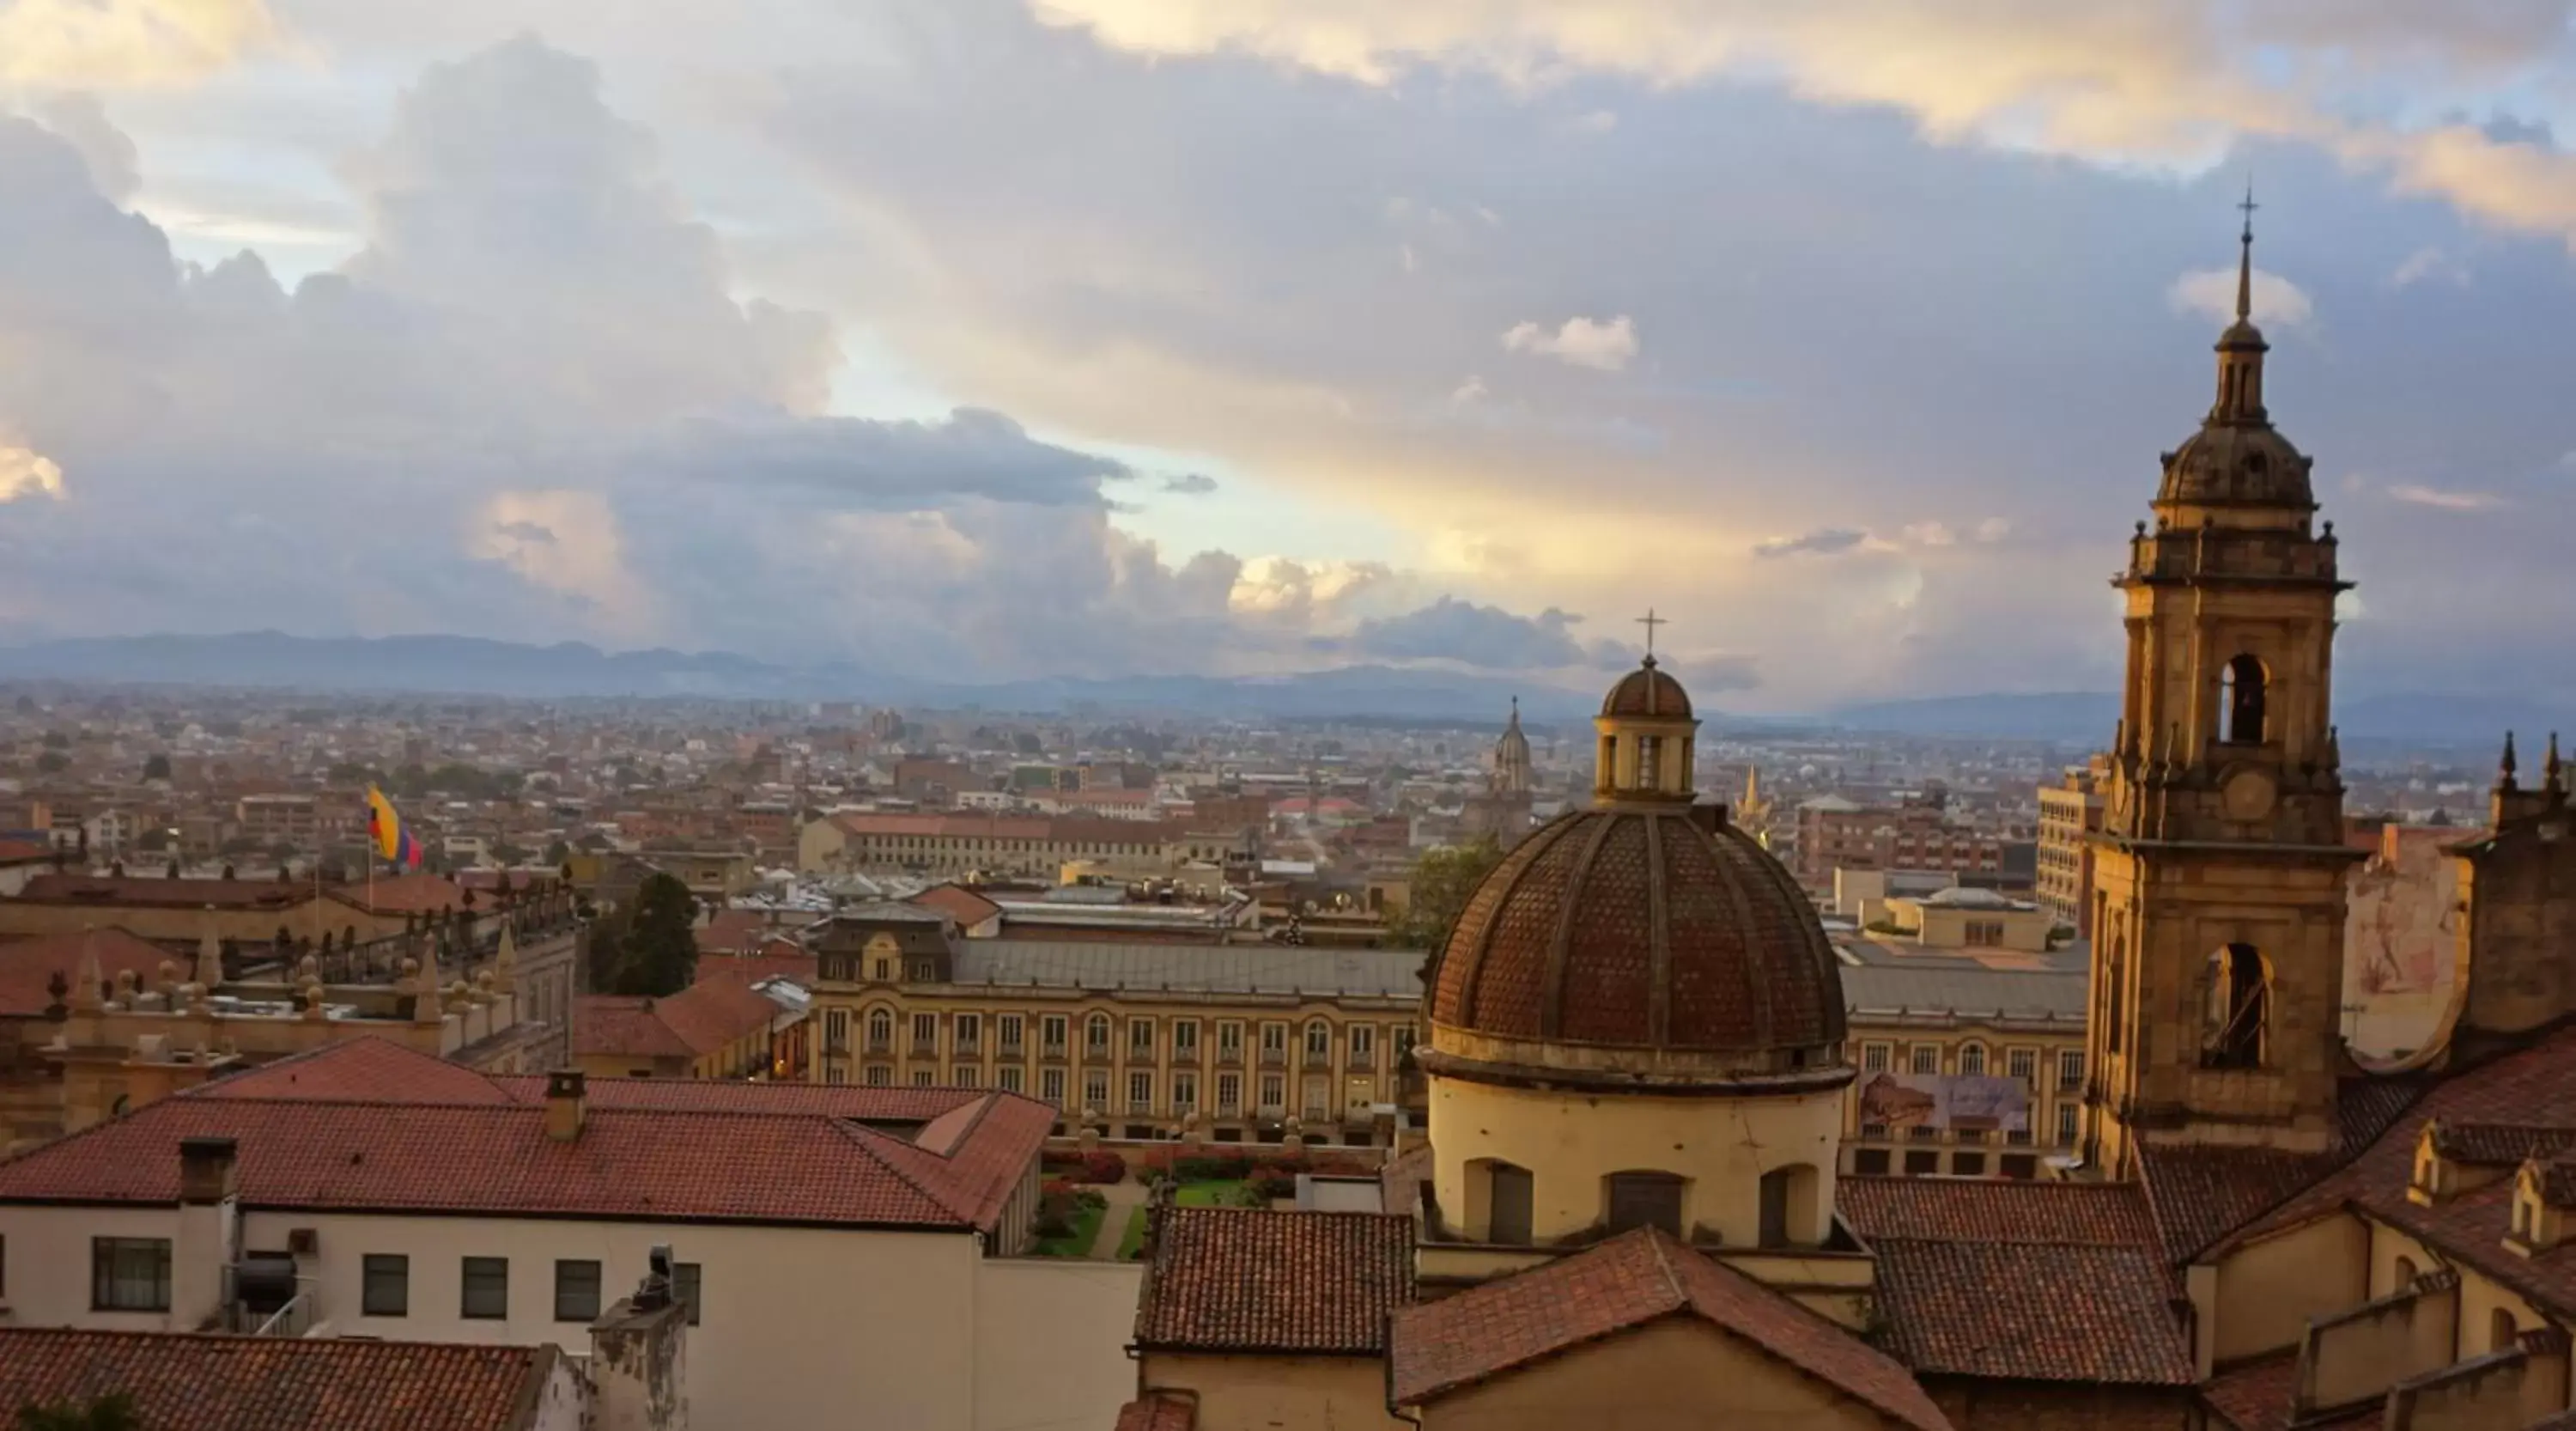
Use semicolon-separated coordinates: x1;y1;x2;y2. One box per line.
1636;608;1667;666
2235;180;2258;324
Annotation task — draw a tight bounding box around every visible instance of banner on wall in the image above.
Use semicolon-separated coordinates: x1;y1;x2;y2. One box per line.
1857;1072;2030;1133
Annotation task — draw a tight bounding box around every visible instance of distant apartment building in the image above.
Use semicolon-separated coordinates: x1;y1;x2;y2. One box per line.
1837;956;2089;1178
1791;795;2012;889
798;812;1253;886
2036;756;2109;935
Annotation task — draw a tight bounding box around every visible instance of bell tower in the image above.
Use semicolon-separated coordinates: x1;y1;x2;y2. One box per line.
2085;196;2361;1169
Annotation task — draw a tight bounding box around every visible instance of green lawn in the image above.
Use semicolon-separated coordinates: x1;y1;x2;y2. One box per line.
1174;1179;1257;1208
1031;1199;1106;1257
1115;1205;1151;1260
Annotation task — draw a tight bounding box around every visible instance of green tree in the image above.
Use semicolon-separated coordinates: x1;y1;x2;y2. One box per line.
596;873;698;997
141;753;171;782
1389;837;1505;970
16;1391;142;1431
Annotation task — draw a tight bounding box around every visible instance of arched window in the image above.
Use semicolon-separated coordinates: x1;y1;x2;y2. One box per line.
2392;1256;2417;1290
2219;655;2268;746
1635;735;1662;790
1605;1172;1685;1237
1303;1020;1331;1059
1482;1161;1534;1245
1758;1164;1821;1248
2202;944;2270;1069
866;1007;893;1050
2491;1307;2518;1353
2104;930;2127;1055
1086;1014;1111;1054
1959;1044;1988;1076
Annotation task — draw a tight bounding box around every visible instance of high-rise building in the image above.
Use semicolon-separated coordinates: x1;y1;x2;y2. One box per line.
2035;755;2107;935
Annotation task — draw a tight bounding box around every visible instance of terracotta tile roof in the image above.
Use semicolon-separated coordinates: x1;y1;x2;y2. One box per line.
332;872;469;916
1113;1392;1196;1431
695;908;815;955
0;1327;554;1431
0;837;57;863
2202;1349;2381;1431
693;950;818;988
1388;1227;1948;1431
574;978;778;1062
910;884;1004;927
1;1039;1048;1233
2137;1074;2427;1264
1134;1207;1413;1355
2193;1026;2576;1320
0;927;177;1017
2430;1120;2576;1166
1838;1178;2194;1385
195;1036;521;1105
14;874;312;909
501;1077;987;1120
2540;1158;2576;1209
832;812;1188;844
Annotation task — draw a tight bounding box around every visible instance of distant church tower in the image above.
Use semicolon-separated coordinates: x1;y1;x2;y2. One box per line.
1463;698;1536;846
2085;198;2359;1169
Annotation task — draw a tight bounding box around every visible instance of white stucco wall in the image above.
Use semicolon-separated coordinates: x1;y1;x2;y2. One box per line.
0;1203;1103;1431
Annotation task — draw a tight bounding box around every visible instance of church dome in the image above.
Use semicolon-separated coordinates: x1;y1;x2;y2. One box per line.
2157;421;2314;511
1601;659;1692;718
1431;807;1844;1068
1425;652;1848;1091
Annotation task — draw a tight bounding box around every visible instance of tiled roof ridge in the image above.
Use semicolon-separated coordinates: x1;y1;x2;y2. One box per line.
0;1324;544;1355
1839;1176;2163;1249
831;1115;981;1222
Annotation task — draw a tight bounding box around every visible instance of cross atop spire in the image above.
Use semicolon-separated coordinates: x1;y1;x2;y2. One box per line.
1635;608;1667;663
2234;180;2258;323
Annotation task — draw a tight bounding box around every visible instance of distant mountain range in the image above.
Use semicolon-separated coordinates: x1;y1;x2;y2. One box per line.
0;633;2556;745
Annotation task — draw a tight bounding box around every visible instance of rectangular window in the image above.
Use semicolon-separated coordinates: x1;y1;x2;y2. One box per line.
999;1065;1024;1093
1903;1149;1941;1175
1218;1021;1243;1058
1129;1018;1156;1057
1951;1152;1988;1177
1173;1071;1198;1111
2008;1048;2037;1084
1911;1044;1941;1075
824;1008;850;1051
2001;1154;2039;1180
1348;1024;1375;1063
1260;1023;1287;1058
1959;1044;1987;1076
1042;1015;1067;1053
461;1257;508;1320
361;1253;409;1318
1041;1068;1066;1105
953;1065;981;1087
912;1069;934;1087
999;1014;1024;1051
1083;1069;1109;1109
954;1013;981;1050
91;1238;171;1312
859;1065;884;1086
673;1262;702;1326
554;1259;602;1323
911;1013;939;1050
1393;1024;1417;1057
1218;1072;1242;1115
1853;1148;1892;1176
2057;1103;2081;1145
2058;1050;2086;1089
1258;1073;1285;1112
1862;1042;1891;1073
1173;1020;1200;1057
1128;1070;1153;1112
1860;1122;1889;1140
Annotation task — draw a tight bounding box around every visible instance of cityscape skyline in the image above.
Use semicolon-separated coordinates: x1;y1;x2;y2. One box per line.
3;3;2573;716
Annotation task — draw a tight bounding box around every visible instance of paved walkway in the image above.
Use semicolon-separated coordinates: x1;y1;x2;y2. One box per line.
1086;1180;1149;1260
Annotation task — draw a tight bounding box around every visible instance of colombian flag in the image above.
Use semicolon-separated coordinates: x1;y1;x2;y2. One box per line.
367;785;423;869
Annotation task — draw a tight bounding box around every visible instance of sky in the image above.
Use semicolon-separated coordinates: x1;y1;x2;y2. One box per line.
2;0;2575;713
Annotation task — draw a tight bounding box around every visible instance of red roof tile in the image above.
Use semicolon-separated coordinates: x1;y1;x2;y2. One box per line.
1838;1178;2195;1385
194;1036;520;1105
0;837;57;863
2202;1349;2381;1431
0;928;176;1018
1388;1227;1948;1431
14;874;312;909
0;1040;1049;1232
695;908;814;955
0;1327;555;1431
1134;1207;1413;1355
2137;1075;2427;1264
1114;1392;1197;1431
692;950;818;988
910;884;1004;928
574;978;779;1062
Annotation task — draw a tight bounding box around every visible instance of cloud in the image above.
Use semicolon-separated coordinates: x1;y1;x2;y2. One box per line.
1162;472;1218;495
1028;0;2576;253
32;94;139;204
2390;246;2471;289
1347;597;1587;667
0;445;66;503
0;0;281;88
1501;314;1637;371
1449;375;1487;405
1674;653;1761;693
2167;265;2313;327
1752;527;1868;558
1570;109;1619;134
2387;484;2506;512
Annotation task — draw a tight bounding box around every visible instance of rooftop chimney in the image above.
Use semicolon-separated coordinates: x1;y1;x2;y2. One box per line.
179;1136;239;1203
175;1137;240;1331
545;1069;587;1142
590;1248;691;1431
